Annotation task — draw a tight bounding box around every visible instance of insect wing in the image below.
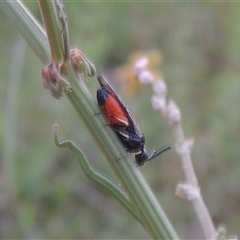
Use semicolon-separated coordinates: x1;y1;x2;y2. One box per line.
105;91;130;126
97;75;143;139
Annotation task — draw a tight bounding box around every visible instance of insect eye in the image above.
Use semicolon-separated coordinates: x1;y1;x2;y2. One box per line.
135;150;148;166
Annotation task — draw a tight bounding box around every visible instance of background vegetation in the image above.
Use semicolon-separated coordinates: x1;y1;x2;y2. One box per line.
1;2;240;239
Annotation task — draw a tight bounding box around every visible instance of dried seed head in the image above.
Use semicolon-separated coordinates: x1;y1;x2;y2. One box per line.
70;48;96;78
42;63;63;99
42;62;71;99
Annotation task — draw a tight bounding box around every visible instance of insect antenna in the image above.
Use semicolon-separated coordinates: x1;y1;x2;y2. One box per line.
147;146;172;161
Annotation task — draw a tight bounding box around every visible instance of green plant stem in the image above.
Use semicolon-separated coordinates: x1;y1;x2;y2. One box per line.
0;0;49;63
38;0;64;61
53;124;141;224
0;1;179;239
62;71;179;239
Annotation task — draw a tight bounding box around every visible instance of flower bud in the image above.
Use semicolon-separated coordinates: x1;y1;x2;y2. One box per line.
152;79;167;95
151;95;166;111
175;182;200;201
133;57;149;75
167;100;181;125
137;70;154;85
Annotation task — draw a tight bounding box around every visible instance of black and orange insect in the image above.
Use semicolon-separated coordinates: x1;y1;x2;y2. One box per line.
96;75;171;166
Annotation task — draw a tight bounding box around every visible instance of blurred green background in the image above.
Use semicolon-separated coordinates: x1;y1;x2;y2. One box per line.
1;1;240;239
